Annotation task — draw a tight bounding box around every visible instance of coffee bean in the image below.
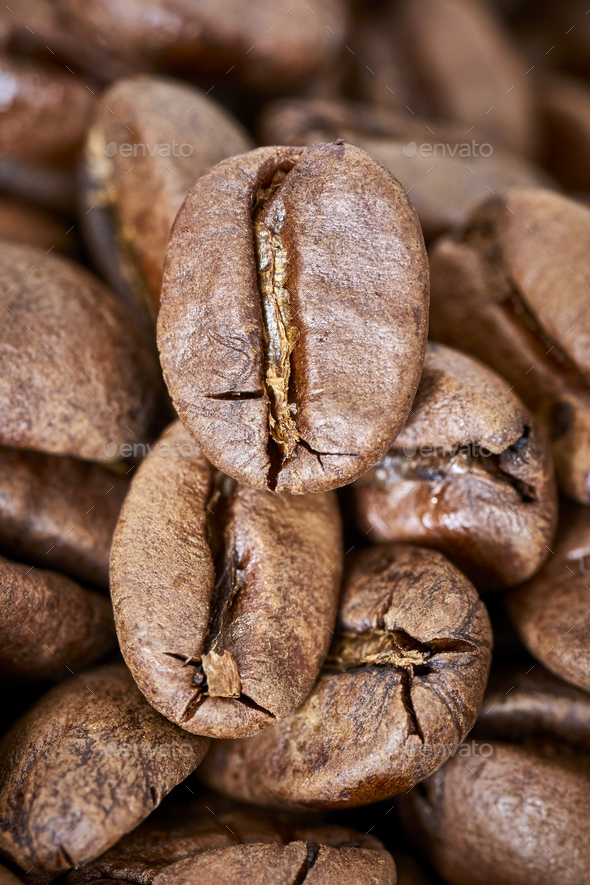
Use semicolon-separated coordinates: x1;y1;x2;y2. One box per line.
400;741;590;885
479;664;590;752
0;663;209;871
392;0;536;155
429;187;590;504
56;0;348;88
259;98;550;241
0;242;163;461
353;342;558;589
0;553;115;680
69;801;395;885
110;421;343;738
0;53;96;165
158;142;429;493
81;75;253;321
0;446;127;588
507;505;590;693
200;544;492;808
154;840;394;885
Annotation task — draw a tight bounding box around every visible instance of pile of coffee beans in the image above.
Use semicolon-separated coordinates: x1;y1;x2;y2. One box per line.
0;2;589;883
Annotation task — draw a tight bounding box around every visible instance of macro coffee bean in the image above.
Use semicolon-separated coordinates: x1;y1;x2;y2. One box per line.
54;0;348;89
392;0;536;155
479;663;590;751
0;242;162;461
353;342;558;589
69;800;395;885
429;187;590;504
82;75;253;321
200;544;492;809
402;663;590;885
507;505;590;693
0;664;209;872
0;53;95;213
400;742;590;885
0;446;127;587
158;142;429;493
259;98;549;241
110;421;343;738
0;553;115;679
0;54;96;166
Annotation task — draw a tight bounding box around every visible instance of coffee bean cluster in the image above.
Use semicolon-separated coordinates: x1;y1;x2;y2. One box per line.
0;2;589;884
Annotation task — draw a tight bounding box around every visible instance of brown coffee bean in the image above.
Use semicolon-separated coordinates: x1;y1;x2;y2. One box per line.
538;72;590;192
0;554;115;680
55;0;348;88
110;420;343;739
0;446;127;587
259;98;549;241
68;801;395;885
480;664;590;752
353;342;558;589
81;75;253;321
0;242;162;461
0;54;96;165
154;841;394;885
0;664;209;872
393;0;536;155
507;506;590;693
400;741;590;885
200;544;492;809
158;142;429;494
429;187;590;504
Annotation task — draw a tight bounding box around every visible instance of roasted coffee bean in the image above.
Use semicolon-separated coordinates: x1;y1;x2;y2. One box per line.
507;505;590;693
0;54;96;165
0;242;162;461
158;142;429;494
0;446;127;587
400;741;590;885
259;98;549;241
200;544;492;808
429;187;590;504
154;841;394;885
110;421;343;739
0;553;115;680
81;75;253;321
0;664;209;872
68;801;395;885
392;0;536;155
54;0;348;88
402;660;590;885
353;342;558;589
479;664;590;752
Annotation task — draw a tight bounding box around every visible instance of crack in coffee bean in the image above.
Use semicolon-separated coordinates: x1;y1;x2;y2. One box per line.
252;163;301;477
325;627;477;743
378;438;537;504
168;472;280;723
250;155;364;490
